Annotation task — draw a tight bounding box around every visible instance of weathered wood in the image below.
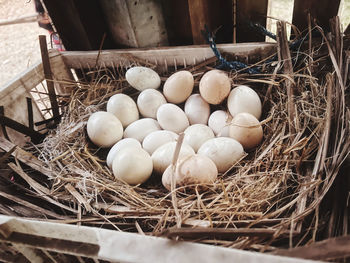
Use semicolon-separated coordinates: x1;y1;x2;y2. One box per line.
100;0;168;48
292;0;341;34
235;0;269;42
0;215;319;263
161;0;193;46
60;43;276;73
39;35;60;125
42;0;114;51
188;0;233;44
273;235;350;261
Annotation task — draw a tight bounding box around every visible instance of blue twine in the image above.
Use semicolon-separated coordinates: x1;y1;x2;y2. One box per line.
203;25;261;74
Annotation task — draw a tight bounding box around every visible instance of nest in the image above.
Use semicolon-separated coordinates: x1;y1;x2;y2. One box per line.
2;20;350;252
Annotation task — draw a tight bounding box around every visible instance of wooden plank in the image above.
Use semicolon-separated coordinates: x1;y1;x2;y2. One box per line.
100;0;168;48
235;0;269;42
188;0;233;44
39;35;60;125
273;235;350;261
42;0;114;51
60;43;276;73
0;215;320;263
161;0;193;46
292;0;341;34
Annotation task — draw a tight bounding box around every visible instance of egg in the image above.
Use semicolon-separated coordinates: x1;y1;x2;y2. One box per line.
199;69;231;105
208;110;232;137
227;85;262;119
137;89;166;119
123;118;161;142
163;71;194;104
184;124;214;152
229;112;263;150
157;103;189;133
106;138;141;168
87;111;123;148
151;141;195;174
184;94;210;125
125;66;161;91
112;147;153;185
197;137;245;173
142;130;178;155
162;154;218;191
107;94;139;127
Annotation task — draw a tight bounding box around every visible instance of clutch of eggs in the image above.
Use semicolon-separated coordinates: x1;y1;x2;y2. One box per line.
86;66;263;187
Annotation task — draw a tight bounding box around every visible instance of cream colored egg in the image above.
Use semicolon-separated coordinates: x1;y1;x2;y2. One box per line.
137;89;166;119
142;130;178;155
208;110;232;137
112;147;153;185
184;124;214;152
151;141;195;174
123;118;161;142
163;71;194;104
106;138;141;168
87;111;123;148
107;93;139;127
199;69;231;105
227;85;262;119
157;103;189;133
229;112;263;150
162;154;218;191
184;94;210;125
125;66;161;91
197;137;245;173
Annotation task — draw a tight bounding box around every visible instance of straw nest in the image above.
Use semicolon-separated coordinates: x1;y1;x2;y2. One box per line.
27;22;350;250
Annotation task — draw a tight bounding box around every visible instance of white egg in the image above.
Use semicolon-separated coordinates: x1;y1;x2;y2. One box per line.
197;137;245;173
157;103;189;133
151;141;195;174
184;94;210;125
229;112;263;150
208;110;232;137
123;118;161;142
142;130;178;155
112;147;153;185
162;154;218;191
106;138;141;168
137;89;167;119
184;124;214;152
199;69;231;105
227;85;262;119
107;93;139;127
87;111;123;148
125;66;161;91
163;71;194;104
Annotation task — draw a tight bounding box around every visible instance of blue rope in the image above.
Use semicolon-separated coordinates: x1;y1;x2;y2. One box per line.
203;26;261;74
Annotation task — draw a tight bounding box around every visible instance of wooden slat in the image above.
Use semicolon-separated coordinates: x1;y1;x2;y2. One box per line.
292;0;341;34
188;0;233;44
235;0;269;42
42;0;114;51
273;235;350;261
161;0;193;46
60;43;276;72
100;0;168;48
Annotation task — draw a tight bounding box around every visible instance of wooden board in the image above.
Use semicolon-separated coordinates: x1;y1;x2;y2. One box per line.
235;0;269;42
60;42;276;73
188;0;233;44
0;215;321;263
42;0;114;50
99;0;168;48
292;0;341;34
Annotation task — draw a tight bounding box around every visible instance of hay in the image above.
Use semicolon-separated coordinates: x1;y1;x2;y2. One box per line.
4;21;350;251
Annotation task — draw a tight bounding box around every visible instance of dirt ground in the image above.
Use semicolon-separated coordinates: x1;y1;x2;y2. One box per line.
0;0;349;88
0;0;49;88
